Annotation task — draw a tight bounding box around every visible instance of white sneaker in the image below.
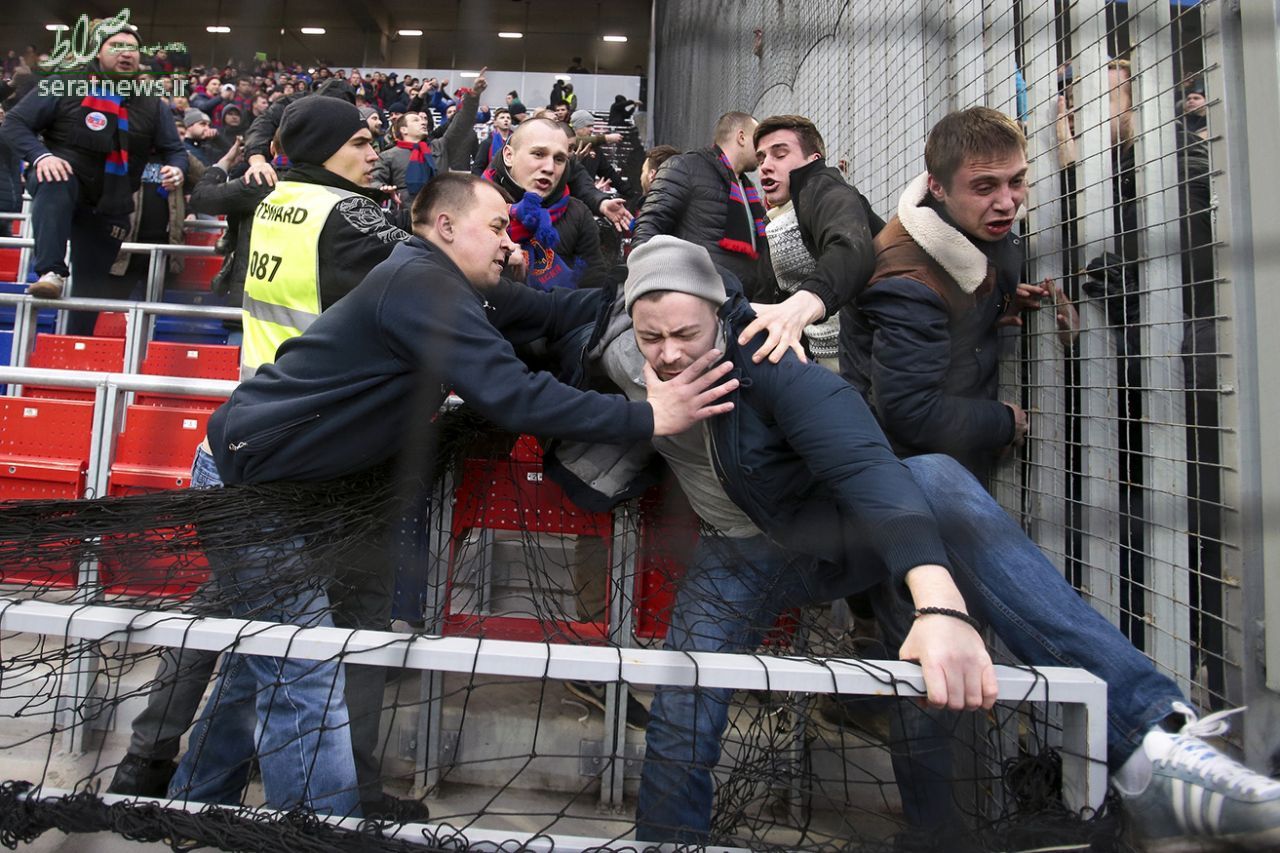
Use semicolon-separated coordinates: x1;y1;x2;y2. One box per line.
1120;702;1280;851
26;272;66;299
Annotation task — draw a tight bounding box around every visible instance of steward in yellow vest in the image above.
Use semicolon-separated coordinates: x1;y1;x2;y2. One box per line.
240;96;410;377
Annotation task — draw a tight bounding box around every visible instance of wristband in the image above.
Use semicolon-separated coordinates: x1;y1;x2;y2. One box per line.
913;606;981;632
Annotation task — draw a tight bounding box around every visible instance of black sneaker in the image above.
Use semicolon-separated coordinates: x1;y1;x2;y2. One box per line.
364;793;430;823
106;754;177;797
565;680;650;730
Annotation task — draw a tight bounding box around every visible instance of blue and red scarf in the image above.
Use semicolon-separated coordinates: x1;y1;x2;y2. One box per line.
397;139;436;199
82;86;133;218
483;166;585;291
718;150;766;259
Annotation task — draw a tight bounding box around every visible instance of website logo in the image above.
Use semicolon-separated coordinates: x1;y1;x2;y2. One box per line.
36;8;189;99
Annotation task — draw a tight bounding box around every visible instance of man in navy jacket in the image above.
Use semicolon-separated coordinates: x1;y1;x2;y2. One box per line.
555;236;1280;851
172;174;739;819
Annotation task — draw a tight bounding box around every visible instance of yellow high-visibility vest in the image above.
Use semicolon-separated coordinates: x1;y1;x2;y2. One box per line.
240;181;359;379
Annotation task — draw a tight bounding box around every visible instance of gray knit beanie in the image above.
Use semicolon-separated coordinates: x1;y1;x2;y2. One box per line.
625;236;728;314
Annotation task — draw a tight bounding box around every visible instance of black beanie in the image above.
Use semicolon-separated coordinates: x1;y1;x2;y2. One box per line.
279;97;366;166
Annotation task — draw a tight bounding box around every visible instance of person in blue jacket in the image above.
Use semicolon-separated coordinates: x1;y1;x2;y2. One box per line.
168;173;739;819
550;235;1280;852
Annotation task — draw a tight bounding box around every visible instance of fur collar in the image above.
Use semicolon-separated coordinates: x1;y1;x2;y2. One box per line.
896;171;989;294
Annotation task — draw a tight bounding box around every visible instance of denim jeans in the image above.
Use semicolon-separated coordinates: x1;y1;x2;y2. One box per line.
168;447;361;817
27;174;133;335
635;453;1185;844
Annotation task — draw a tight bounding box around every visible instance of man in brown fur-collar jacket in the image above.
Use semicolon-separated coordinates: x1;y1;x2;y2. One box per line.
841;106;1075;478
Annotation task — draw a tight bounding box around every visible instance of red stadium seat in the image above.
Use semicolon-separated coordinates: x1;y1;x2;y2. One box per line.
92;311;128;338
24;334;125;401
443;436;615;643
0;397;95;588
136;341;239;410
101;405;211;598
0;220;19;281
175;228;223;291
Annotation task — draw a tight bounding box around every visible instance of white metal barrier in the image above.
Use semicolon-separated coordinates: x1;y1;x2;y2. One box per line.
0;293;239;374
0;377;1110;841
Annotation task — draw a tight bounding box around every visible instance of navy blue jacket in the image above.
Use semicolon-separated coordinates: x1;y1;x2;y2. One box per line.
551;277;953;591
208;236;654;485
841;196;1023;477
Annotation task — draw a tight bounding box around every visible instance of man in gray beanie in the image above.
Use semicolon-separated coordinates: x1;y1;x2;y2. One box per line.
549;235;1243;851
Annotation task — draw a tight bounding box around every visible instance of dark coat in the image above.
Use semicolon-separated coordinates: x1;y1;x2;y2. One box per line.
208;236;653;485
840;173;1023;477
776;158;883;314
632;145;773;298
548;274;953;591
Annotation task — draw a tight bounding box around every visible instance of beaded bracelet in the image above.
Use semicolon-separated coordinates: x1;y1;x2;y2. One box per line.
913;606;981;632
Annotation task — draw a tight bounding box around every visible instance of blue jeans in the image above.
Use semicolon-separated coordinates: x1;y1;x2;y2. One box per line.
27;174;133;335
168;448;361;817
635;453;1184;843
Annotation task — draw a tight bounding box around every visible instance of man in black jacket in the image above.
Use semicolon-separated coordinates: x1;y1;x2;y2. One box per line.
633;111;772;298
170;174;738;819
0;20;186;329
560;236;1277;851
841;107;1076;478
741;114;881;366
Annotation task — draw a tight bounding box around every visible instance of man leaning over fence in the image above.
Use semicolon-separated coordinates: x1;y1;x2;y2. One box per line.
547;234;1280;851
109;93;417;820
841;107;1078;482
163;172;739;819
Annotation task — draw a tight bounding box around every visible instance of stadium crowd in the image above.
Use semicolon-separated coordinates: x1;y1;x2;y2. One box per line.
0;13;1276;853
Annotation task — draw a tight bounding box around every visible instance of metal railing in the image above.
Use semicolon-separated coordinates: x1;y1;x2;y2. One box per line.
0;293;239;375
0;196;226;304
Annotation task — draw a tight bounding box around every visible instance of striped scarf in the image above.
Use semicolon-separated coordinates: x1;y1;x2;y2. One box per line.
83;86;132;218
717;150;766;260
396;139;436;199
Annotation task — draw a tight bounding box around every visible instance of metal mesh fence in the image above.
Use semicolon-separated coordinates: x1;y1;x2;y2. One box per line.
655;0;1243;722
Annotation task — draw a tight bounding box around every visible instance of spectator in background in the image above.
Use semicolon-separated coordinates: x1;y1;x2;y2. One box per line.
608;94;641;126
1181;78;1208;141
374;111;436;208
567;56;590;74
472;107;512;177
633;111;772;298
640;145;679;196
482;117;606;290
182;110;228;166
358;105;386;150
570;109;623;192
190;76;225;116
218;104;245;148
551;100;571;124
230;77;257;116
0;19;186;325
562;83;578;112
